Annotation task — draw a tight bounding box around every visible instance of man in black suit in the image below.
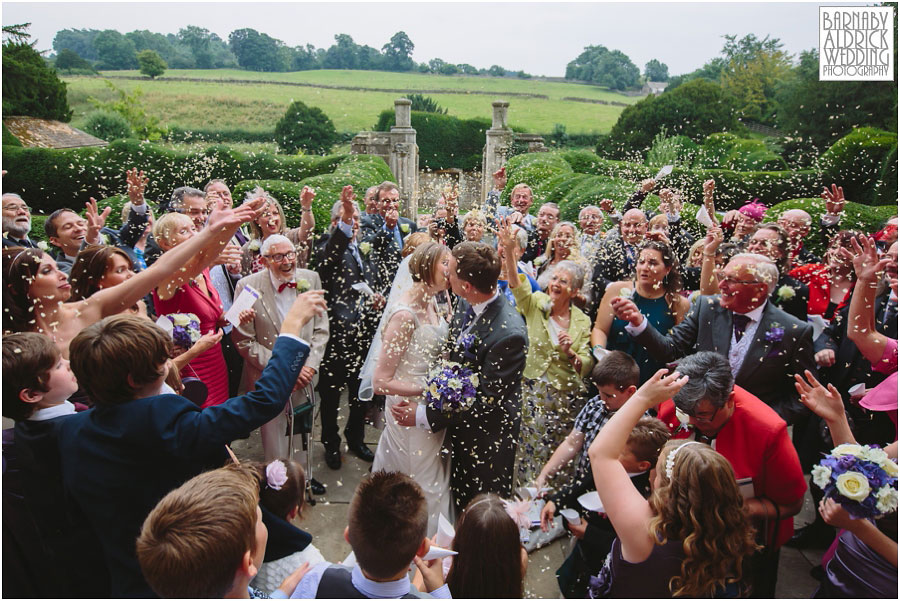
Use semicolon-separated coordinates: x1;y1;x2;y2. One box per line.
393;242;529;512
521;202;560;263
316;186;386;469
358;185;381;232
360;181;417;239
614;252;815;425
1;193;38;248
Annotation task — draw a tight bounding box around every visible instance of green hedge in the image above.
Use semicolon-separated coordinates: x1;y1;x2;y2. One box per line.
1;139;382;214
693;133;740;169
559;149;822;211
500;152;573;208
233;155;394;232
766;198;897;257
2;124;21;146
876;144;898;206
819;127;898;206
375;110;493;171
165;126;277;144
720;139;788;172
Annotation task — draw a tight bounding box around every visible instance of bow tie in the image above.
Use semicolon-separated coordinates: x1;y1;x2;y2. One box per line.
278;281;297;293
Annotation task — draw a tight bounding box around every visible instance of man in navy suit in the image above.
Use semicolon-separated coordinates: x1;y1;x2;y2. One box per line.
58;291;325;598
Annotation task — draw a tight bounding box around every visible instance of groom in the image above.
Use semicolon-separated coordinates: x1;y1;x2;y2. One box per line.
393;242;528;514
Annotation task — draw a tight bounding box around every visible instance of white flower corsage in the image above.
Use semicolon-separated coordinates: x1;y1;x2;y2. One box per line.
297;278;311;292
776;285;795;302
248;239;261;252
99;233;109;245
674;408;694;434
37;240;49;251
533;256;546;267
358;241;372;256
400;223;410;234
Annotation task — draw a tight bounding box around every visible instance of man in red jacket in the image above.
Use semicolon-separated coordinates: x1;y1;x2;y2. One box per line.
657;351;806;598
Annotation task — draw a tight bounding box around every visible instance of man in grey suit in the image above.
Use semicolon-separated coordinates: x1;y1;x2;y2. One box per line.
613;252;815;425
232;234;330;491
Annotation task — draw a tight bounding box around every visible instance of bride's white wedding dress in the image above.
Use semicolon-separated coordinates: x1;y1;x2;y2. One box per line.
371;302;451;534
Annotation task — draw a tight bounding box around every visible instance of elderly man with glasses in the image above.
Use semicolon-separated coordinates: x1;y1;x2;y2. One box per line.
655;351;806;598
612;252;815;425
2;193;37;248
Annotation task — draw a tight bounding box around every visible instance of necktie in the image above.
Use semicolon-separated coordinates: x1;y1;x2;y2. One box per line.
732;314;752;342
459;306;476;333
349;243;363;270
278;281;297;293
624;245;636;270
392;226;403;249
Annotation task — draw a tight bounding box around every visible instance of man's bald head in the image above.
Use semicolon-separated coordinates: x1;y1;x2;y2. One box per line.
620;208;648;245
778;209;812;244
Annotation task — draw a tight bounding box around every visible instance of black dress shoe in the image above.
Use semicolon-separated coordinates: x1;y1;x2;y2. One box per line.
324;449;341;470
786;523;836;549
348;442;375;462
309;478;326;495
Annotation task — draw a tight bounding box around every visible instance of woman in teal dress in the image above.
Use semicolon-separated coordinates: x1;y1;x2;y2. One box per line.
591;240;690;383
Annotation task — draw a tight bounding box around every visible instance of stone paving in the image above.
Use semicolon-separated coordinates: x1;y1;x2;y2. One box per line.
231;394;827;598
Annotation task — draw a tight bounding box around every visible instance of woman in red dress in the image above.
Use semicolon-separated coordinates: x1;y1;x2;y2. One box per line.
789;230;862;320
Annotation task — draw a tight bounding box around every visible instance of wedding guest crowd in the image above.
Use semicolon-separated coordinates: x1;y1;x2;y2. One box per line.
2;163;897;600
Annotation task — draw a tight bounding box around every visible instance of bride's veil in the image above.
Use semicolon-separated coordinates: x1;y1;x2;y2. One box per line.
358;254;415;402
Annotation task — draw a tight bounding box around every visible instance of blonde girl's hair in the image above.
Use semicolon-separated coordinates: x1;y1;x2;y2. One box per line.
648;441;759;597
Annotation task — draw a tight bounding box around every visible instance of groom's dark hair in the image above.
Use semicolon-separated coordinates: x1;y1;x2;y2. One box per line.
452;242;500;294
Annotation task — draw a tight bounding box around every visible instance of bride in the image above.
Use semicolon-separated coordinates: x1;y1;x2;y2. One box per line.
361;242;452;533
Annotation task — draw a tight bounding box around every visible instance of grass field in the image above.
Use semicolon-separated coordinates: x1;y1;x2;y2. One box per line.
63;69;639;136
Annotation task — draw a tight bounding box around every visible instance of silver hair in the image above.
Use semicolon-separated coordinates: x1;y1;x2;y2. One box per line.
2;193;24;202
729;252;779;294
330;200;343;222
672;352;735;413
243;186;276;206
549;260;585;292
579;205;601;219
260;233;293;256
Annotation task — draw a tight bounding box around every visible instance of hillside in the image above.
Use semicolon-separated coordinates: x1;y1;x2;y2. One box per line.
63;69;639;136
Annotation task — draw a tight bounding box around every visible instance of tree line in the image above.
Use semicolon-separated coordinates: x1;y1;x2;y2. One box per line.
51;27;530;77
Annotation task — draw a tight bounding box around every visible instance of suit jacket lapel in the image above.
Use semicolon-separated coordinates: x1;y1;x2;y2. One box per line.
712;302;733;355
257;273;281;329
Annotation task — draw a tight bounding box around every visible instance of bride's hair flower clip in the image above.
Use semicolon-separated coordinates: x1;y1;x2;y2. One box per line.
265;459;289;491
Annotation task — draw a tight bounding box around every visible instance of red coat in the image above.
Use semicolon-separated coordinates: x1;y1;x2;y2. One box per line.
658;386;807;549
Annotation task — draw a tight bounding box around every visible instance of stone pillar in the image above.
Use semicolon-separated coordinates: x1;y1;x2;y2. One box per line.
389;98;418;219
482;100;514;202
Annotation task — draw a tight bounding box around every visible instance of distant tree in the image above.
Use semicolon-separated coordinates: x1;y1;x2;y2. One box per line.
428;58;458;75
323;33;359;69
382;31;414;71
457;63;478;75
177;25;213;68
55;48;95;71
357;44;383;70
407;94;447;114
274;100;339;154
3;24;72;121
229;28;284;71
137;49;166;78
93;30;138;70
53;28;101;61
644;59;669;81
666;58;726;90
566;45;639;90
516;70;531;79
291;44;320;70
126;30;176;64
599;79;741;158
718;34;792;123
487;64;505;77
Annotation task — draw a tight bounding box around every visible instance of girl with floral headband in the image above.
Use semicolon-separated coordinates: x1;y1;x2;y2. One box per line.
587;368;758;598
249;458;325;593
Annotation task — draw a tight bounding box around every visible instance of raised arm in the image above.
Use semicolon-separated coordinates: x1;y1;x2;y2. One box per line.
846;236;891;363
588;369;688;562
81;197;261;318
699;226;723;295
295;186;316;268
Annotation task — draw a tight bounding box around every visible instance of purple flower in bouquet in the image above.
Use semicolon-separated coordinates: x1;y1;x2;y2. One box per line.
459;333;476;352
425;361;480;414
164;313;202;350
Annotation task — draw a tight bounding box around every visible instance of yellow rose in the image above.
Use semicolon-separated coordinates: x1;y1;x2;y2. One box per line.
835;471;871;502
831;444;865;458
882;458;899;478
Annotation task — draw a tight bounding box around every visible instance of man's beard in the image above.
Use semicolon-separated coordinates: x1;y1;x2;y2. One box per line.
2;216;30;239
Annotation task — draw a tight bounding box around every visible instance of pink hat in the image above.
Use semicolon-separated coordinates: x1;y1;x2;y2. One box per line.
859;372;898;412
738;199;767;222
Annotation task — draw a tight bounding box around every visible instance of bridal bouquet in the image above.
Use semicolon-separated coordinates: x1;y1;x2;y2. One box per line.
812;443;898;519
425;361;479;414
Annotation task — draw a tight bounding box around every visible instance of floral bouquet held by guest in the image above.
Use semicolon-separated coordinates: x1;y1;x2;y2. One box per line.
812;444;898;519
424;361;480;414
162;313;202;353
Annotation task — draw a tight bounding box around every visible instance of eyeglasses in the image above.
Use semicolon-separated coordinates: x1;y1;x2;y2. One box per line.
2;203;30;213
178;208;209;217
265;251;297;263
715;271;764;286
685;404;721;423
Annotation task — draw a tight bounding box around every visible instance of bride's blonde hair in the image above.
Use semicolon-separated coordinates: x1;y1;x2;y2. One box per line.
408;242;449;287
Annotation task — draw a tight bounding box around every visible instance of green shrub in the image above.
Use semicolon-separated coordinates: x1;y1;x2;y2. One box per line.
720;139;788;172
29;215;48;243
83;110;133;141
2;41;72;121
693;133;740;169
645;130;698;169
166;126;276;144
1;140;384;214
876;144;898;206
556;175;642;222
766;198;897;257
561;150;656;181
274;100;339;155
375;109;494;171
819;127;898;205
2;123;21;146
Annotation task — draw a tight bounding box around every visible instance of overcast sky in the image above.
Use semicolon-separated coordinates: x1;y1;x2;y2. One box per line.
2;0;869;76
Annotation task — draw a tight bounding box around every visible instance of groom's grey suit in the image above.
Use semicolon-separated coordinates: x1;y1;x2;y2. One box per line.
425;294;528;513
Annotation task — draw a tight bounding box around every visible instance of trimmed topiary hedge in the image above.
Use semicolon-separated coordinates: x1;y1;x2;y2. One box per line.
3;123;22;146
766;198;897;258
876;144;897;206
165;126;276;145
375;109;495;171
1;139;388;214
500;152;573;209
233;155;394;232
819;127;898;206
720;139;788;172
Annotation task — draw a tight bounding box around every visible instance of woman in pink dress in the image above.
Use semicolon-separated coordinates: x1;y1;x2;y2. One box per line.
151;212;236;406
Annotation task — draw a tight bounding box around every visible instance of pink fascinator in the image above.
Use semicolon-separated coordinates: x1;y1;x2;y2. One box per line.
738;199;767;222
265;460;288;491
501;498;532;530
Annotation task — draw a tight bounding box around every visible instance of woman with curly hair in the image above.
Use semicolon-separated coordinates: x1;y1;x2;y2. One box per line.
591;240;690;384
587;368;758;598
